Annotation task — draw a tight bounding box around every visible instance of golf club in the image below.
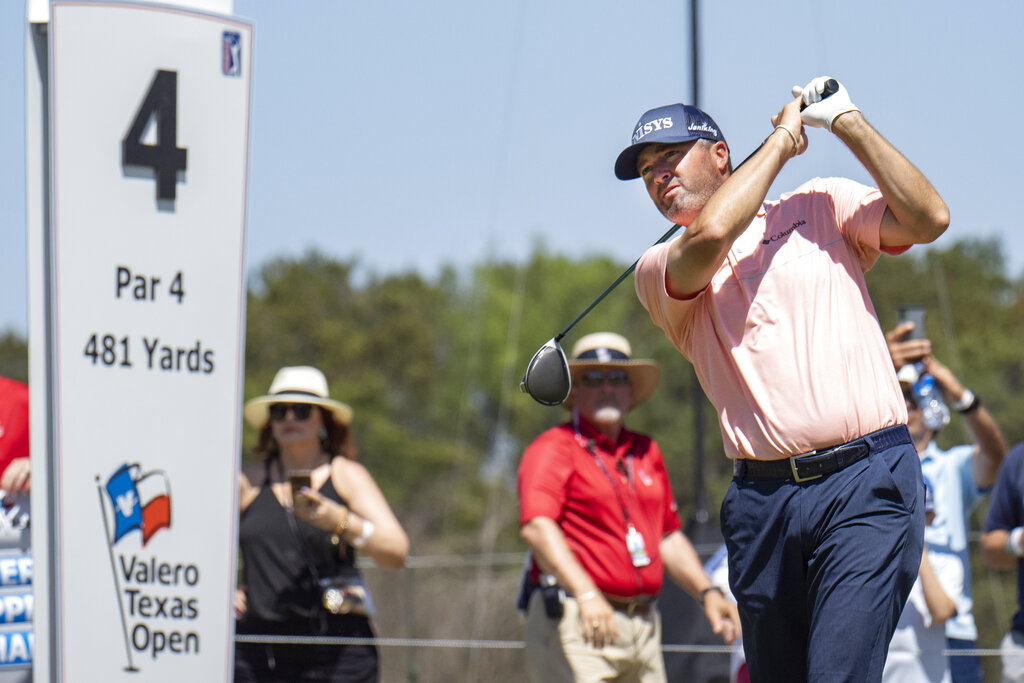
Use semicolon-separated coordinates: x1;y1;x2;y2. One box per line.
520;80;839;406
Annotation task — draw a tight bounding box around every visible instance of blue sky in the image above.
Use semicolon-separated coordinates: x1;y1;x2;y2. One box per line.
2;0;1022;336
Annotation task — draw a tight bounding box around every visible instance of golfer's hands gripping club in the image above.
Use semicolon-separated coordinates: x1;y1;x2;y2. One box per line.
792;76;858;131
771;96;809;158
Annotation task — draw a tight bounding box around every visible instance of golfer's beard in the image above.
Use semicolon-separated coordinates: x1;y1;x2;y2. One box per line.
592;405;623;427
664;184;716;225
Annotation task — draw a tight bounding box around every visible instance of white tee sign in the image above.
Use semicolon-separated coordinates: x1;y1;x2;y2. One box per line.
48;3;252;680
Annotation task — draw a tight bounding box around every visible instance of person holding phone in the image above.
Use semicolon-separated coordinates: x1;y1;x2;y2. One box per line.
235;366;409;683
886;318;1007;683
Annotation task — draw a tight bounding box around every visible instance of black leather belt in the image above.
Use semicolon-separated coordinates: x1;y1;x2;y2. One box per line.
732;425;910;483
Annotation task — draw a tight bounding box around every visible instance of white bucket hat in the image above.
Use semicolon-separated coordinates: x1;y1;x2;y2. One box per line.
243;366;353;428
563;332;660;410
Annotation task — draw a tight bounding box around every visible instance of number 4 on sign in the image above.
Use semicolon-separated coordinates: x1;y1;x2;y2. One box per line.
122;69;188;201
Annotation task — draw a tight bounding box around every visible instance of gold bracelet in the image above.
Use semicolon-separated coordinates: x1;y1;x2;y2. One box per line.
335;507;356;544
770;124;799;155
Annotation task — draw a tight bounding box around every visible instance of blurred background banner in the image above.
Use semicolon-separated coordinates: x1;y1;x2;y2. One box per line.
29;2;251;680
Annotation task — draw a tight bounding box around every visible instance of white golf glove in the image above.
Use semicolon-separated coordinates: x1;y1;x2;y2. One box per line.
791;76;859;132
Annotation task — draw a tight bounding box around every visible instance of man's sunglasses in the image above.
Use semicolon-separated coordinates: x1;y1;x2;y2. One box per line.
581;370;630;387
269;403;314;421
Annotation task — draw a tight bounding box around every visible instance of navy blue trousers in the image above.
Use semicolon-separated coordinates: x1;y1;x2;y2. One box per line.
947;637;983;683
721;426;924;682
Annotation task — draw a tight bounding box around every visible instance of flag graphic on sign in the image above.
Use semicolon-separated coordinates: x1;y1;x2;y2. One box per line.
222;30;241;76
103;463;171;546
98;462;173;672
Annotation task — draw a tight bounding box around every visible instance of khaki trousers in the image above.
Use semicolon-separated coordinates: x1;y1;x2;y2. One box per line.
524;590;666;683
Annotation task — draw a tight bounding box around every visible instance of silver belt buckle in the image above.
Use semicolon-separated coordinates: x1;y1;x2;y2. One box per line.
789;452;823;483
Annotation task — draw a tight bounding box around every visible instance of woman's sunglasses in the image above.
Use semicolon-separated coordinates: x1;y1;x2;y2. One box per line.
269;403;314;421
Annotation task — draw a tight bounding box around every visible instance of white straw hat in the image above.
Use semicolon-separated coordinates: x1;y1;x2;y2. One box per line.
243;366;353;428
563;332;660;410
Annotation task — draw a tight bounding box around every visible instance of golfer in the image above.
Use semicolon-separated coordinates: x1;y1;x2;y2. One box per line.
620;76;949;680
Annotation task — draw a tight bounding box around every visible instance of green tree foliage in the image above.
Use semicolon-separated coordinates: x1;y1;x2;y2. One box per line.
243;252;470;543
230;237;1024;558
6;237;1023;666
242;246;736;554
4;236;1019;679
0;332;28;382
5;238;1021;546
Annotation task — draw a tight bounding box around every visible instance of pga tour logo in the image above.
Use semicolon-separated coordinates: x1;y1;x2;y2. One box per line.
222;31;241;77
99;463;202;671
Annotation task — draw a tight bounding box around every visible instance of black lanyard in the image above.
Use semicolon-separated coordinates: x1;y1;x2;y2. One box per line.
581;437;635;527
580;435;648;587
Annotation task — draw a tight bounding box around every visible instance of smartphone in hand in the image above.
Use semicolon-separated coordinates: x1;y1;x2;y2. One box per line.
897;305;926;341
289;470;312;505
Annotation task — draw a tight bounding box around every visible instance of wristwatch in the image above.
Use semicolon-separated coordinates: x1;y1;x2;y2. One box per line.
699;586;725;606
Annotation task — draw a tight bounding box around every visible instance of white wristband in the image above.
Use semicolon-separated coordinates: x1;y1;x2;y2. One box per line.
352;519;374;548
952;388;975;412
1008;527;1024;557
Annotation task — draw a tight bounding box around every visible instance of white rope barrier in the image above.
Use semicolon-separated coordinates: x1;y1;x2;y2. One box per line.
357;548;730;570
234;633;741;654
235;634;1016;659
235;634;526;650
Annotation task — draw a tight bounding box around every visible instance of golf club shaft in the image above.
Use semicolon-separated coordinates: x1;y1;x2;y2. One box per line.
554;222;680;342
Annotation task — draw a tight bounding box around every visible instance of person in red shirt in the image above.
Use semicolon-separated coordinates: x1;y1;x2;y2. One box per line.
518;332;738;682
0;377;29;494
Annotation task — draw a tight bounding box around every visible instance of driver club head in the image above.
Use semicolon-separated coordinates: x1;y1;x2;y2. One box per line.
520;338;571;406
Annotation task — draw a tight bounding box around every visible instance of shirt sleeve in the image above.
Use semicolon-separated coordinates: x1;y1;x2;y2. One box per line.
518;427;573;525
820;177;894;268
930;550;966;618
983;444;1024;532
948;443;986;509
634;241;701;353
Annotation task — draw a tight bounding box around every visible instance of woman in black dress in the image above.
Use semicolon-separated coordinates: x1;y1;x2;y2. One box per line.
235;366;408;682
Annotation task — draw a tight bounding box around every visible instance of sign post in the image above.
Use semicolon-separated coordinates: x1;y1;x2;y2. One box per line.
34;2;252;679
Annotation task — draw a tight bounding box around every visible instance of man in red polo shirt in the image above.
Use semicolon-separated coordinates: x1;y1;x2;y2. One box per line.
0;377;29;494
518;332;737;682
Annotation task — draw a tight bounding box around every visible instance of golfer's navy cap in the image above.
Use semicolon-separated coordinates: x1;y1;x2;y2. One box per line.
614;103;727;180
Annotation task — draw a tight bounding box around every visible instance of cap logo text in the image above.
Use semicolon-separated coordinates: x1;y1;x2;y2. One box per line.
688;122;719;137
632;117;674;144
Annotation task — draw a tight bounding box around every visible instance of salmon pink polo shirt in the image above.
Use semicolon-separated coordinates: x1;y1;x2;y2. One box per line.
635;177;908;461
